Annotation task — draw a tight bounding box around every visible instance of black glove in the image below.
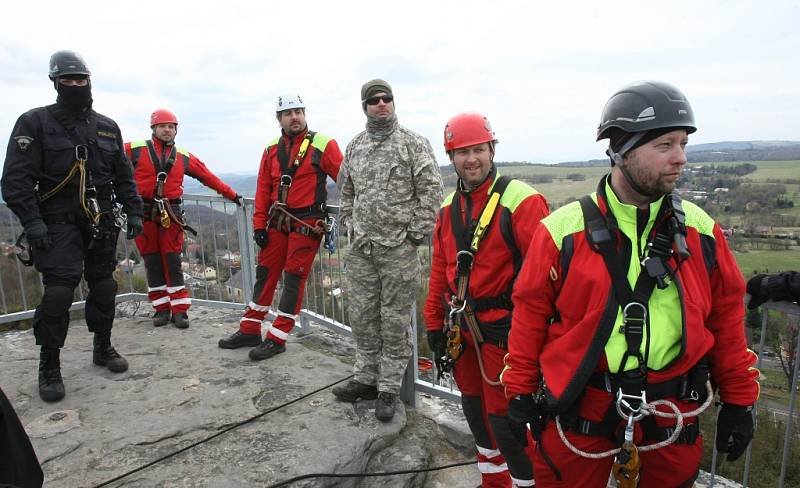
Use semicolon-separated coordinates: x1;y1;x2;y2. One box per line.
427;329;446;356
24;219;52;251
253;229;268;249
126;215;144;240
746;274;769;309
233;194;243;207
747;272;799;309
507;394;540;447
716;404;754;461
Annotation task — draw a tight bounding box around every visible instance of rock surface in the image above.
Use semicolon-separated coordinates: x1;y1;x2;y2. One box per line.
0;303;480;488
0;302;742;488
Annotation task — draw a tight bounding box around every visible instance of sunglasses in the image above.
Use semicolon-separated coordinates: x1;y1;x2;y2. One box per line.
365;95;394;106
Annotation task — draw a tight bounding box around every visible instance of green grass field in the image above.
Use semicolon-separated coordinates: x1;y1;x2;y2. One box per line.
733;249;800;277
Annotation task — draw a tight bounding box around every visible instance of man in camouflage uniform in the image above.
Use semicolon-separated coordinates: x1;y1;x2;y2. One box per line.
333;79;443;421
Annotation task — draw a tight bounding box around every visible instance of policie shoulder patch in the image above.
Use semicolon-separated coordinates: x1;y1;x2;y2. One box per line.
97;130;117;139
14;135;34;152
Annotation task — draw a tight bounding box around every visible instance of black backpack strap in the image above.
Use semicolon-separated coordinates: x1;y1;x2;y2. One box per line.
46;104;85;147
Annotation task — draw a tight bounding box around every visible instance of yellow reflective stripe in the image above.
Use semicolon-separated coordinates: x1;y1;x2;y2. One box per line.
176;147;190;158
541;199;587;252
498;179;539;213
130;140;147;148
471;191;501;251
683;200;715;238
441;191;456;208
311;132;332;152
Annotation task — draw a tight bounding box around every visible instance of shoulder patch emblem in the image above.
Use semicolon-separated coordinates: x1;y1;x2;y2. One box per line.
14;136;34;152
97;130;117;139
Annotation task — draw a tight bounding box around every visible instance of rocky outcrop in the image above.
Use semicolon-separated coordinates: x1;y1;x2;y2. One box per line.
0;304;479;488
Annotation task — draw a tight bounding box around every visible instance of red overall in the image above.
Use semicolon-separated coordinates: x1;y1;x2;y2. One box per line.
501;179;759;487
425;172;549;487
238;129;341;344
125;138;238;315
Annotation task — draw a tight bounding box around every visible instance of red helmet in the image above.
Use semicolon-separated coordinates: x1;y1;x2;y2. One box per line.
443;112;497;151
150;109;178;127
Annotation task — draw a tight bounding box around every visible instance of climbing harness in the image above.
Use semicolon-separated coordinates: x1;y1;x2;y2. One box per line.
544;177;708;482
40;106;103;229
438;176;514;387
554;381;714;460
269;131;329;236
142;141;197;236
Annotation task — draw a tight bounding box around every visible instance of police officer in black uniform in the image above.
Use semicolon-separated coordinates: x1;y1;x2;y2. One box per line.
1;50;144;403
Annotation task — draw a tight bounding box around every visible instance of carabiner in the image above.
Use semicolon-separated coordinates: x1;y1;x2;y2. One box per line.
615;388;648;422
75;144;89;161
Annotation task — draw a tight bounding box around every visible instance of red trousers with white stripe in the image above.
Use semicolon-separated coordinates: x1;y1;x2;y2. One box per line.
238;229;319;344
455;331;536;488
134;220;191;314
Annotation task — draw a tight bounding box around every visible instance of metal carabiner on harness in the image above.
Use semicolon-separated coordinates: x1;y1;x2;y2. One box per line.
455;249;474;273
75;144;89;161
615;388;648;422
612;413;642;488
621;302;646;334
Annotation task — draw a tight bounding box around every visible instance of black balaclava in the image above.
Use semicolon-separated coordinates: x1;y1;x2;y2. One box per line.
55;77;93;112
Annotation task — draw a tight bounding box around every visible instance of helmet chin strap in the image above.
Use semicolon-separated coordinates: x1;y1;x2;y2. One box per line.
607;132;660;200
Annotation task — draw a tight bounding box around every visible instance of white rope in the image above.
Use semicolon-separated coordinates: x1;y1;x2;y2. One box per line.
554;381;715;459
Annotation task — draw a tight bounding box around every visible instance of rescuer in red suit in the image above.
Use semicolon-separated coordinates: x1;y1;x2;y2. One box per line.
217;94;342;360
125;109;241;329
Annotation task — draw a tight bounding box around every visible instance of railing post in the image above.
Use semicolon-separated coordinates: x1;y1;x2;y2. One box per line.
237;200;255;305
779;314;800;488
400;302;418;408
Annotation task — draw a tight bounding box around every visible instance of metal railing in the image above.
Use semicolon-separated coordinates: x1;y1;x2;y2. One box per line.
1;195;797;486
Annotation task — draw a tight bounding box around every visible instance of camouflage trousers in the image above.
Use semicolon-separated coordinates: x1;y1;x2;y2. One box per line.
345;239;421;394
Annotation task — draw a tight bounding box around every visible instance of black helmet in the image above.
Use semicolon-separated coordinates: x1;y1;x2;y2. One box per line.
596;81;696;141
48;50;91;80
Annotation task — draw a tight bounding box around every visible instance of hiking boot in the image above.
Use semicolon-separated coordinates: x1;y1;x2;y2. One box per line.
38;347;65;402
171;312;190;329
332;380;378;402
375;392;397;422
218;331;262;349
152;310;171;327
92;331;129;373
248;340;286;361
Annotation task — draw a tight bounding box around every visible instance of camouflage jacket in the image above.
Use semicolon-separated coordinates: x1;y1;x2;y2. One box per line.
338;121;443;249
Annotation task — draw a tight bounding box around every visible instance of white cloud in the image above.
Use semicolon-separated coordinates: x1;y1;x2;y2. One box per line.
2;0;799;174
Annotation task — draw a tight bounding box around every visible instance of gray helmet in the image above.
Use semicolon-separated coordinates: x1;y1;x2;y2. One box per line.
48;50;91;80
596;81;696;141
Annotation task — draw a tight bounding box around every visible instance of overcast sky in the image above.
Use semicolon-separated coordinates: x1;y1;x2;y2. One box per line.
2;0;798;175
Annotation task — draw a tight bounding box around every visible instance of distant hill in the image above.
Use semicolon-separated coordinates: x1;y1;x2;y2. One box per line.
181;140;800;196
183;174;340;203
555;140;800;167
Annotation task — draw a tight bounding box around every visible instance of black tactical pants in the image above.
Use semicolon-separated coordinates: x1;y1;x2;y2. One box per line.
32;217;119;348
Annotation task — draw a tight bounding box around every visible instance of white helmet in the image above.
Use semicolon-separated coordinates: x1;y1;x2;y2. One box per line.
275;94;305;113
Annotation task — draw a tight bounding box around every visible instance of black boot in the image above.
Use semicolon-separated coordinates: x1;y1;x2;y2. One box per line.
38;347;65;402
93;331;128;373
171;312;190;329
248;339;286;361
152;310;170;327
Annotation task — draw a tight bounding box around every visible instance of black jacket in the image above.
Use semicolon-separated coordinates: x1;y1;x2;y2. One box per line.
1;105;143;225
